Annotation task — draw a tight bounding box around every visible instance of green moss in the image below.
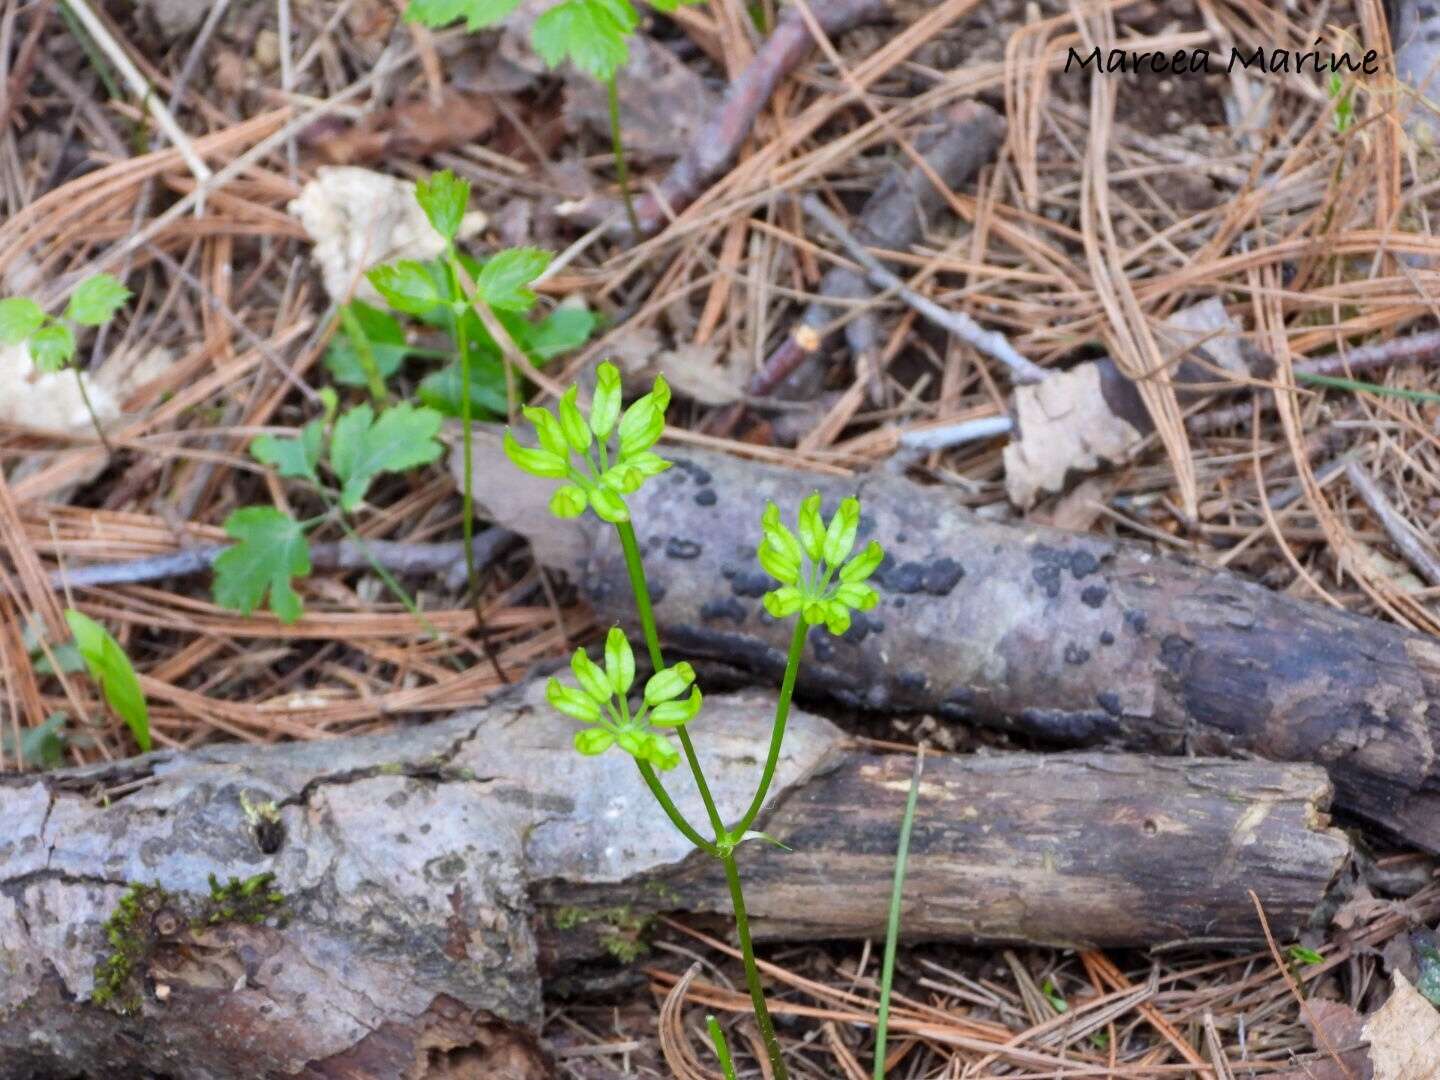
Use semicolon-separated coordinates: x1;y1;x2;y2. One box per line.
551;904;655;963
91;873;286;1015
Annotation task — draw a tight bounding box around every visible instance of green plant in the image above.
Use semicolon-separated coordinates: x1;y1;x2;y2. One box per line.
65;609;150;753
211;390;445;624
506;362;884;1077
0;273;131;451
874;750;922;1078
404;0;702;235
1328;71;1355;134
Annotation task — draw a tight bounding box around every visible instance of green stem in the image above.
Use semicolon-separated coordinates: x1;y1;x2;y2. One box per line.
707;1015;738;1080
732;618;807;837
636;759;717;856
605;74;640;237
70;364;115;457
336;303;388;406
723;851;789;1079
447;256;479;609
874;750;923;1079
615;521;725;839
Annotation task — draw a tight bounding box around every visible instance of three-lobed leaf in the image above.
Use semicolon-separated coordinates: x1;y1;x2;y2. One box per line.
66;274;131;327
251;421;325;484
415;170;470;242
532;0;637;81
0;297;45;345
64;609;151;752
214;506;312;624
367;260;448;317
475;247;552;312
28;324;75;372
328;403;445;510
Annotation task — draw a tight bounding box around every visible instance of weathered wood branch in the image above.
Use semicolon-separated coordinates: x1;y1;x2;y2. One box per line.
461;432;1440;854
0;680;1346;1077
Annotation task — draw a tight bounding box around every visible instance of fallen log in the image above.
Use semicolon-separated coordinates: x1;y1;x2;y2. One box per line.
0;680;1346;1077
461;432;1440;854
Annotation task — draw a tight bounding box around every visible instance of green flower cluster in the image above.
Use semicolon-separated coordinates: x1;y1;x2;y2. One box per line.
504;361;670;523
758;493;883;635
546;627;702;770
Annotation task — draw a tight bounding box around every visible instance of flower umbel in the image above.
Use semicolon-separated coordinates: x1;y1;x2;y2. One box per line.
545;626;702;770
504;361;671;523
758;493;883;635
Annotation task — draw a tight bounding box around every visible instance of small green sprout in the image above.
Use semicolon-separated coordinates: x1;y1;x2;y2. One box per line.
756;492;882;635
547;627;700;770
65;609;151;753
1328;72;1354;134
503;361;672;523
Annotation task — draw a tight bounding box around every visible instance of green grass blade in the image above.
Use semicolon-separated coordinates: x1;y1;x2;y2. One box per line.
707;1015;738;1080
1295;371;1440;406
874;748;923;1078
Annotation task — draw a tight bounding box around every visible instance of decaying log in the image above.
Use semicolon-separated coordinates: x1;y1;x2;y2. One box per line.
0;679;1346;1077
460;432;1440;854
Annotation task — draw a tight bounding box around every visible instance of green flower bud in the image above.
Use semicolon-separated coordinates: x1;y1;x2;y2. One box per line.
757;540;800;586
797;492;825;562
833;582;878;611
522;405;568;460
822;600;851;636
802;599;827;627
822;497;860;567
762;585;803;618
643;733;680;770
644;661;695;706
590;362;622;439
617;728;645;758
651;373;671;415
625;451;672;479
604;627;635;696
549;485;588;518
504;431;569;478
650;687;702;727
601;464;645;495
570;647;612;704
589;484;630;523
573;728;615;756
546;677;600;723
840;540;884;583
557;387;592;453
618;396;663;459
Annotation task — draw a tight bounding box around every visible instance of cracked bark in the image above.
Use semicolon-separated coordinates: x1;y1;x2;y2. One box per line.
1;680;1345;1077
460;430;1440;855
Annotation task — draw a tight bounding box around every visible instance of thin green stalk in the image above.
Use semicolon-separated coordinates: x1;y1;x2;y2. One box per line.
707;1016;738;1080
732;618;807;837
636;759;717;856
70;366;115;457
874;750;923;1079
336;303;388;405
615;521;726;840
1296;370;1440;406
723;851;789;1079
605;74;641;237
447;256;479;609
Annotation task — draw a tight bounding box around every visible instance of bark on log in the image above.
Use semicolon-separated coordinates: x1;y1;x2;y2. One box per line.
460;432;1440;854
0;680;1346;1077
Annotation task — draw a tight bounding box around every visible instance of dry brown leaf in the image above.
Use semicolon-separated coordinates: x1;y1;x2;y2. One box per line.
289;167;486;304
1364;972;1440;1080
656;343;745;406
1003;363;1143;510
307;91;496;166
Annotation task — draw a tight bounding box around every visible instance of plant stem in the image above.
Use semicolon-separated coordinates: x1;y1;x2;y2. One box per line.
707;1015;738;1080
732;618;806;837
636;759;717;856
723;850;789;1078
447;257;479;609
874;749;923;1079
605;74;640;237
615;521;725;838
70;365;115;457
336;303;388;405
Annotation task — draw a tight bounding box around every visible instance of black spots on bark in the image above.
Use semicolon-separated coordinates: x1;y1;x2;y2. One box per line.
939;685;978;721
695;488;718;507
665;538;702;560
809;627;835;663
1070;551;1101;579
1064;643;1091;665
897;671;928;693
841;612;885;646
1099;630;1116;646
1124;609;1148;635
1096;691;1123;717
650;582;666;604
670;458;713;487
1160;634;1192;675
729;570;772;598
874;554;965;596
1031;544;1106;600
700;597;746;623
1080;584;1108;609
858;514;879;540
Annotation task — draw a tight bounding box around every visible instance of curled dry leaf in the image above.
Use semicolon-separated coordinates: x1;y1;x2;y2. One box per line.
288;166;486;304
1363;971;1440;1080
305;91;497;167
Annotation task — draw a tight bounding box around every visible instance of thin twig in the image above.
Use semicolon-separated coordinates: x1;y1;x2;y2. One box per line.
1346;460;1440;586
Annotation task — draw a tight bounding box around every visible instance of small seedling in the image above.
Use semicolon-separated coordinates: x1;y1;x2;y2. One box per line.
65;609;150;753
506;360;883;1078
0;273;131;451
405;0;704;235
212;390;445;623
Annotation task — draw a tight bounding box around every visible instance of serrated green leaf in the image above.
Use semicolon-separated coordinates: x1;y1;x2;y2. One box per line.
65;274;131;327
532;0;637;81
64;610;150;753
475;248;552;312
0;297;45;345
324;301;413;387
213;507;312;623
252;421;324;484
29;323;75;372
366;260;447;317
328;403;444;511
405;0;524;29
415;170;470;242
